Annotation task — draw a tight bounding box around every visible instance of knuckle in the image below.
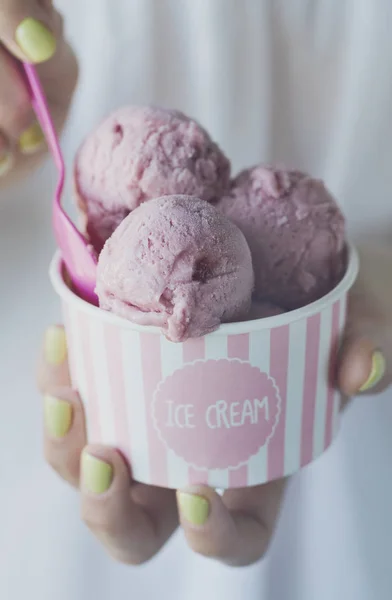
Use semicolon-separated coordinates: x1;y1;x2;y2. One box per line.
0;59;32;134
232;547;268;568
52;10;65;38
48;43;79;109
81;507;118;537
3;94;32;134
232;541;270;568
44;443;79;484
64;450;80;479
187;538;223;560
187;535;269;567
81;515;154;565
0;133;8;152
44;444;65;476
107;547;152;567
63;45;79;93
81;508;159;566
12;97;31;126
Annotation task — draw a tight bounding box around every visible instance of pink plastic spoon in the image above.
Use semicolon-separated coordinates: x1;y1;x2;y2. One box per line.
23;63;98;305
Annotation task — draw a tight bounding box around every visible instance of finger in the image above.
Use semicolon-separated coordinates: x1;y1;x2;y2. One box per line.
0;0;58;63
80;446;178;565
43;387;86;488
37;325;71;393
0;4;77;183
36;325;85;487
338;337;387;397
0;130;13;177
177;479;286;567
0;45;44;152
38;327;179;561
0;40;78;184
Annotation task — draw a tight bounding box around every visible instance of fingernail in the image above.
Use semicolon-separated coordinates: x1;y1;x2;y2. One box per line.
177;492;210;526
0;151;14;177
44;326;67;366
359;350;386;392
18;122;45;154
15;18;56;63
82;453;113;495
44;395;72;438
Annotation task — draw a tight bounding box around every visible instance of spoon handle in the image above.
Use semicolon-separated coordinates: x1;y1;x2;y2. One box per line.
22;62;65;192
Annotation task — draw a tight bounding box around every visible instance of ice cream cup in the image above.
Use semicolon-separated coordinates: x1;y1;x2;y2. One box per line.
50;244;359;489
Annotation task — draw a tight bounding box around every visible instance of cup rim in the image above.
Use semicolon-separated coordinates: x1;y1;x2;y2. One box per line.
50;243;359;336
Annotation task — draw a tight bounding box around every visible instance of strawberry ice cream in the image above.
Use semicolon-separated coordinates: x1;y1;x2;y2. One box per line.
96;195;254;342
218;165;346;310
75;106;231;253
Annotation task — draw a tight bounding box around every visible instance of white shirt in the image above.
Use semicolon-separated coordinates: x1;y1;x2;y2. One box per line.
1;1;392;598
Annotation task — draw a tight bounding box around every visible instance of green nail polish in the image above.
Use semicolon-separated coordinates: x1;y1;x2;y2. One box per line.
359;351;386;392
44;395;72;438
178;492;210;526
82;454;113;494
15;18;56;63
18;122;45;154
0;151;13;178
44;326;67;366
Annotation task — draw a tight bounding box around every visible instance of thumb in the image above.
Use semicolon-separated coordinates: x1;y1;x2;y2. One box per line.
338;336;387;397
37;325;71;394
338;281;389;398
0;0;60;64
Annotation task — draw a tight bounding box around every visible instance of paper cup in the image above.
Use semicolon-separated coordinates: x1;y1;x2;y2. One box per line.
50;245;359;489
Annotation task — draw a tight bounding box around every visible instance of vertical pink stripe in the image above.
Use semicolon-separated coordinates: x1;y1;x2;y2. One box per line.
268;325;290;480
227;334;250;360
78;312;102;442
188;467;209;486
62;303;76;388
140;334;168;487
300;314;321;466
228;334;250;487
104;324;130;459
182;337;205;364
324;301;341;449
182;338;206;484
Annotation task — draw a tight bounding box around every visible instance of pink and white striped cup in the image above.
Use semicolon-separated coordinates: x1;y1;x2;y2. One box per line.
50;245;359;489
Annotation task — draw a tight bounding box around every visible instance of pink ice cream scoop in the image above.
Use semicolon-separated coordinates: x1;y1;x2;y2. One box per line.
96;195;254;342
75;106;231;253
218;165;346;310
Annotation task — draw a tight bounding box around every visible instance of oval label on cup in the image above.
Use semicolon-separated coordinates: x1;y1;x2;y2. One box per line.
152;359;281;470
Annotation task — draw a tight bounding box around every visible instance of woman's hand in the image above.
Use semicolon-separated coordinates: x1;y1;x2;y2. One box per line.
37;326;286;566
36;244;390;566
339;242;391;400
0;0;78;184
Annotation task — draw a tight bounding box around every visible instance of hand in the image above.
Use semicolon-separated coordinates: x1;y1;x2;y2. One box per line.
37;243;390;566
37;326;286;566
0;0;78;184
338;243;390;401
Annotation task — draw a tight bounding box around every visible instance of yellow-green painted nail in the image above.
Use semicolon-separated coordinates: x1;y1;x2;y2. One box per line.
177;492;210;526
45;326;67;366
15;18;56;63
18;122;45;154
82;454;113;494
44;395;72;438
359;351;386;392
0;151;14;178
